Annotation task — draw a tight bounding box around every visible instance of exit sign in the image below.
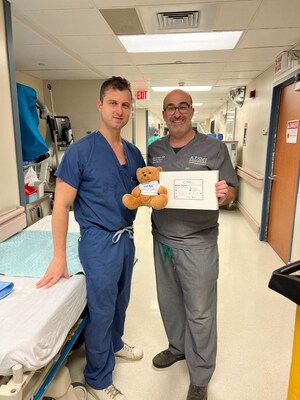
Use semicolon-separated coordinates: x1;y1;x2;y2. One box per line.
135;90;149;100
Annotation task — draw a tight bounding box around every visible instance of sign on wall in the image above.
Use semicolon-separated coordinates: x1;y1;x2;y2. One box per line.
286;120;299;144
135;90;149;100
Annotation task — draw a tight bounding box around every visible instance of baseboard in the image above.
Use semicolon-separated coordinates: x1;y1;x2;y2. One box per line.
236;201;260;235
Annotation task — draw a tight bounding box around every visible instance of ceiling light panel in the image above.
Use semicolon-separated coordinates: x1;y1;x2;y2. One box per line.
119;31;243;53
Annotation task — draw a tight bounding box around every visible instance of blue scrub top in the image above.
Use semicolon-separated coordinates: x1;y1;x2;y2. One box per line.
55;131;145;231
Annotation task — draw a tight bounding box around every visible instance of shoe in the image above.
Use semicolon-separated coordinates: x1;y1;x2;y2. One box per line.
186;384;208;400
86;383;127;400
115;343;143;361
152;349;185;368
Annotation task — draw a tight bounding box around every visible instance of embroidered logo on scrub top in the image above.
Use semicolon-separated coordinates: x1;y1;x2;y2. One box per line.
188;156;208;165
151;156;165;164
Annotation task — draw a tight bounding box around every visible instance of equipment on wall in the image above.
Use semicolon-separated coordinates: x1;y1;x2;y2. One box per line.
42;84;73;170
33;85;74;193
228;86;246;108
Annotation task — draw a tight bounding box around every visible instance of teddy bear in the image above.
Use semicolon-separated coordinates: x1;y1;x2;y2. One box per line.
122;166;168;210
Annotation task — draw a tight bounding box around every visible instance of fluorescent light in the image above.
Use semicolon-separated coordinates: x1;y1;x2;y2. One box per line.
193;103;203;106
152;86;212;92
118;31;243;53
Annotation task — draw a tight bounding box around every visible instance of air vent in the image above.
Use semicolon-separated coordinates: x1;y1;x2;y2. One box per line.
157;11;200;30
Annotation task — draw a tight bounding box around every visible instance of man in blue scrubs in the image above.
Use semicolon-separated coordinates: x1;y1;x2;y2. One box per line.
37;77;145;400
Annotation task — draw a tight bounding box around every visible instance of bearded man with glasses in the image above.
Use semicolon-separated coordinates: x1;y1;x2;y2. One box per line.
147;89;238;400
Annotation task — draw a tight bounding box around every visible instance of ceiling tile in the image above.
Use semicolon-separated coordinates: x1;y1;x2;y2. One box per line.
138;63;226;73
9;0;95;10
15;57;87;71
21;69;102;80
232;47;290;62
22;9;113;36
225;60;271;71
220;71;262;79
12;21;46;45
251;0;300;28
83;52;133;66
58;35;126;54
213;1;260;30
239;28;300;48
130;50;232;64
95;65;141;76
13;44;76;60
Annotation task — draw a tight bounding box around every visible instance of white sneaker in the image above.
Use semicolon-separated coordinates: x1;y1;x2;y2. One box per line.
86;384;127;400
115;343;143;361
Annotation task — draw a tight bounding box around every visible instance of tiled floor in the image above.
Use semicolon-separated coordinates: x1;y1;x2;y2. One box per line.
67;207;296;400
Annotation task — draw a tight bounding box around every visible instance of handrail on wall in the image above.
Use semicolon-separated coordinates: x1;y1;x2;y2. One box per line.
236;166;264;189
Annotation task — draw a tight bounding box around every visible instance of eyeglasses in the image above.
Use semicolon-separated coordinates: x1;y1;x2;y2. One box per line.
163;103;192;115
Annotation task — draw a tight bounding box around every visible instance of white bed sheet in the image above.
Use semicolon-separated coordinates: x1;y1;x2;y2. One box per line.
0;212;86;376
26;211;80;232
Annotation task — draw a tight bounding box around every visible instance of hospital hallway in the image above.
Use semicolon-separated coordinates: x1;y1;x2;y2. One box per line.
67;207;296;400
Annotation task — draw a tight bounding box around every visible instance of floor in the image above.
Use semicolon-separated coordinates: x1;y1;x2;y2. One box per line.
67;207;296;400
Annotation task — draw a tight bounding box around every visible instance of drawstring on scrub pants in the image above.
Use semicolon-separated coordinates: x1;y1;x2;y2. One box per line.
112;226;134;244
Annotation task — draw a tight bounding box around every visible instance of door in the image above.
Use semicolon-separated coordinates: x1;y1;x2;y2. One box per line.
267;83;300;263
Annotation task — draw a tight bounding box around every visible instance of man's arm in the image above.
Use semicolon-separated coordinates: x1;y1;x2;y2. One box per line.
215;180;237;206
36;178;77;288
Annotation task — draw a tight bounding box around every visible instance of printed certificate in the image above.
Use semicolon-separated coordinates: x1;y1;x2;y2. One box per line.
159;170;219;210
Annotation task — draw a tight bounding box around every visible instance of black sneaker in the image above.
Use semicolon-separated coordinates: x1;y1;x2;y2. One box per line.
152;349;185;368
186;384;208;400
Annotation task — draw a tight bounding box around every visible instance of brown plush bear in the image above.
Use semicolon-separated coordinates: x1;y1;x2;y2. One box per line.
122;166;168;210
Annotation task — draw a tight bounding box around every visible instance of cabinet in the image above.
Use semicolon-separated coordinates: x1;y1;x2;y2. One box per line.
26;194;52;226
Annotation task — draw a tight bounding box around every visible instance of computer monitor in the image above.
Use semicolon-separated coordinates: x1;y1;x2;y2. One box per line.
48;115;72;145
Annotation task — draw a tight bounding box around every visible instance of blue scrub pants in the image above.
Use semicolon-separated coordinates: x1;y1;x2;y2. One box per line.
78;226;135;389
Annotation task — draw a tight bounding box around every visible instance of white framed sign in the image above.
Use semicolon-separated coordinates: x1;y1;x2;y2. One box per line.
159;170;219;210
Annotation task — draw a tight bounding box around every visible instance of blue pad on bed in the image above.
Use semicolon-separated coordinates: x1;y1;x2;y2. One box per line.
0;281;14;300
0;231;83;278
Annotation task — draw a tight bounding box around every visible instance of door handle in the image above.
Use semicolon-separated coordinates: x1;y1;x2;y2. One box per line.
268;175;277;181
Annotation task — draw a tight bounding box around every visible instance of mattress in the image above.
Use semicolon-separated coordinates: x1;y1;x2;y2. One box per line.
0;212;86;376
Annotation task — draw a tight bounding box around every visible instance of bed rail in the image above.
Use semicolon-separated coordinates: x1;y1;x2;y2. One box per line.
0;314;87;400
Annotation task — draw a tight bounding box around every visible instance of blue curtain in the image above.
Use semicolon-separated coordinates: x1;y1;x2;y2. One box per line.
16;83;48;162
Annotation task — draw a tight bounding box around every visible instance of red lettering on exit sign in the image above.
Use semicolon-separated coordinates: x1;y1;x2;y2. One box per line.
135;90;148;100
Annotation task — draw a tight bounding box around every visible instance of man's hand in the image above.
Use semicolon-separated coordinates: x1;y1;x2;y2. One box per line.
36;259;70;289
215;180;237;206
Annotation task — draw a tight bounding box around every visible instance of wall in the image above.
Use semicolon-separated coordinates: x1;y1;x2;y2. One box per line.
135;108;147;158
0;0;26;240
211;66;274;230
235;67;274;227
0;0;20;216
210;63;300;264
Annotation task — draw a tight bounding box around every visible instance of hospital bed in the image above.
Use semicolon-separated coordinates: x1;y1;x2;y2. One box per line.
0;212;87;400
